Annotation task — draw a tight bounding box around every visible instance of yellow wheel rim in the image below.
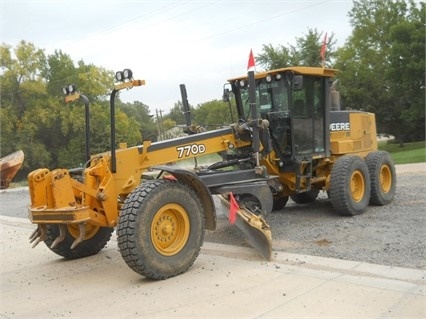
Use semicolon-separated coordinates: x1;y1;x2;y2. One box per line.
68;223;99;240
151;203;190;256
379;164;392;193
350;170;365;202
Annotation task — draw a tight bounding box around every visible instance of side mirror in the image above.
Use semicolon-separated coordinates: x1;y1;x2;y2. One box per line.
222;88;230;102
293;75;303;91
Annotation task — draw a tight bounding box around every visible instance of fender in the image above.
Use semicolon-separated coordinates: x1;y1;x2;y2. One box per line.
152;166;216;231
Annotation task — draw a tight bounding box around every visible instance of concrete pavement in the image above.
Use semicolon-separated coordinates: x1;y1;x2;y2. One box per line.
1;215;424;318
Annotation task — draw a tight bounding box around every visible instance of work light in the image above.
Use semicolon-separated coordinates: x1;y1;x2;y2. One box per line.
68;84;76;94
115;71;124;82
123;69;133;80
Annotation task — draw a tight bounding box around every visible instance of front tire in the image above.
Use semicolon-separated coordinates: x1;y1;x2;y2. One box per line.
44;224;113;259
117;179;205;280
366;151;396;205
330;155;371;216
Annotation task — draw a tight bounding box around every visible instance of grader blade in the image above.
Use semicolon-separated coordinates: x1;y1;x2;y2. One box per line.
219;195;272;261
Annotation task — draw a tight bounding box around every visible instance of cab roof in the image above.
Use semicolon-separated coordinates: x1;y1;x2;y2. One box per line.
227;66;338;82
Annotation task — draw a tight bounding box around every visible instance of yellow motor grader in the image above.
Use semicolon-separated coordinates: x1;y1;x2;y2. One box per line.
27;66;396;280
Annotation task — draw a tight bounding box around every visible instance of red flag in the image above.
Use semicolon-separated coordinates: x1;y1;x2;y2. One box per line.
228;192;239;224
320;32;327;63
247;49;255;71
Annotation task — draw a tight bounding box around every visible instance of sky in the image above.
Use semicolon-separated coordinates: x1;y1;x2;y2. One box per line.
1;0;355;112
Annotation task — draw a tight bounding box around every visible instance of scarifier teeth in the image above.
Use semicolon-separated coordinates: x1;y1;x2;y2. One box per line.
31;237;43;248
29;228;40;243
70;223;86;249
50;224;67;249
29;226;46;248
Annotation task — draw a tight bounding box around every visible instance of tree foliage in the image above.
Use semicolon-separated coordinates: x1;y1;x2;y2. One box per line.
256;28;336;70
193;99;234;129
0;41;143;178
334;0;425;142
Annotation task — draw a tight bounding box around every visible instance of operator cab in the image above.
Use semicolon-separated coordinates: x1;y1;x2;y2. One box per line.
227;67;335;170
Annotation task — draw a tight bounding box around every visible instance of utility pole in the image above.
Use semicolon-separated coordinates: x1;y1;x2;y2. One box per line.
155;109;161;141
159;109;164;140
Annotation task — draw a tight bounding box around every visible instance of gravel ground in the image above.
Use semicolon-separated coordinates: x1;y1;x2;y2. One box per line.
1;163;425;270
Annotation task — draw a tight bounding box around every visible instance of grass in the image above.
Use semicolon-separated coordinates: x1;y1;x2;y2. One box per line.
378;141;425;164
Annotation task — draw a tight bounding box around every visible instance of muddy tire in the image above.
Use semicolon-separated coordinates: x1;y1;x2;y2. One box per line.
330;155;371;216
44;224;113;259
366;151;396;206
290;190;320;204
117;179;205;280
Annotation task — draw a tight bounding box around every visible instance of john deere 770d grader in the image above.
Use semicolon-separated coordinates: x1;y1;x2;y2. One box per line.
27;64;396;280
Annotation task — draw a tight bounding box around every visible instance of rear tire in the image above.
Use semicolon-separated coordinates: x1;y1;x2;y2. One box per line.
366;151;396;205
117;179;205;280
290;190;319;204
272;195;289;211
44;224;113;259
330;155;371;216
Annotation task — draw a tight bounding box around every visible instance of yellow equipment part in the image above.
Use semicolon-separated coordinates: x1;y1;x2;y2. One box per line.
218;195;272;260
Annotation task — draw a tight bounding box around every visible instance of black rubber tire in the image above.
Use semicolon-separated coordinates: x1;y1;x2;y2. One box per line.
365;151;396;205
290;190;320;204
330;155;371;216
272;196;289;211
117;179;205;280
44;224;113;259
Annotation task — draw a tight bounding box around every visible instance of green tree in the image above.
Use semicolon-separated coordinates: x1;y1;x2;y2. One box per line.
335;0;425;142
193;99;233;129
0;41;51;173
44;50;77;97
256;28;336;70
1;41;147;178
168;101;190;125
120;101;157;141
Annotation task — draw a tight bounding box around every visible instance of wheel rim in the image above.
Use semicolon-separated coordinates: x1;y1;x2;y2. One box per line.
68;223;99;240
151;203;190;256
350;170;365;202
379;164;392;193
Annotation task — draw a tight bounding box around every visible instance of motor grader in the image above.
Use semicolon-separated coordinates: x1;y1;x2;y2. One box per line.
27;65;396;280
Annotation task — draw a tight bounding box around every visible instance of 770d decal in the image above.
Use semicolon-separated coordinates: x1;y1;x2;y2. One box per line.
176;144;206;158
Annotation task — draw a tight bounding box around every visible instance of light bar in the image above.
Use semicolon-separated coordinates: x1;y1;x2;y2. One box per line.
115;69;133;82
62;84;77;96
